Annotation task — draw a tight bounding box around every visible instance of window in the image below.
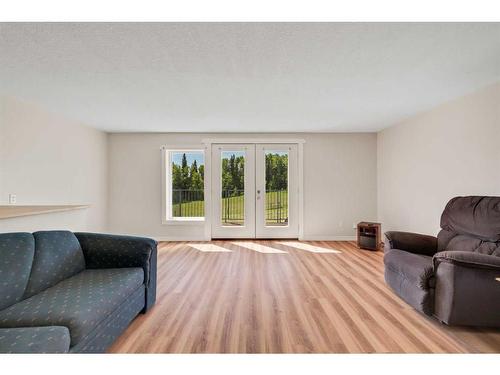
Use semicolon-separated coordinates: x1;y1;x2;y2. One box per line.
164;149;205;222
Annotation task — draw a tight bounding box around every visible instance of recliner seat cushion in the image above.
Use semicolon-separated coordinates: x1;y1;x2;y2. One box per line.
0;233;35;310
23;231;86;299
0;268;143;347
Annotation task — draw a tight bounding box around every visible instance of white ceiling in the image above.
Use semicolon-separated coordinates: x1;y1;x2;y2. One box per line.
1;23;499;133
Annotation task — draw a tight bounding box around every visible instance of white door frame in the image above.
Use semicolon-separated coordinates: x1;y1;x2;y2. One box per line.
202;138;305;240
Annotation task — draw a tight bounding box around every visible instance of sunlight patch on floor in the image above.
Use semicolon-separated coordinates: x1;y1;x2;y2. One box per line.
189;243;233;252
278;241;342;253
231;241;288;254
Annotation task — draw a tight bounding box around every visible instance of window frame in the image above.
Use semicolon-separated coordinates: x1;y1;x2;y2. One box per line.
162;146;206;225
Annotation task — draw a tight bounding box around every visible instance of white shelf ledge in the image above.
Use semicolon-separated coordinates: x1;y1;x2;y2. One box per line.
0;205;90;220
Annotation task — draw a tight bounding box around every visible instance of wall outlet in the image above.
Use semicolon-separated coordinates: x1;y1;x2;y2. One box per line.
8;194;17;204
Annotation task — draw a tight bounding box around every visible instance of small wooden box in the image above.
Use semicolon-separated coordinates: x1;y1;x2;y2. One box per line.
357;222;381;251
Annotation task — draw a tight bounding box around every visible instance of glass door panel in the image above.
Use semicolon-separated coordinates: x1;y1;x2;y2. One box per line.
211;144;255;238
265;151;289;226
221;150;245;226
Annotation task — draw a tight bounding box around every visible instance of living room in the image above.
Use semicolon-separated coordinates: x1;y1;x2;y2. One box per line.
1;1;499;373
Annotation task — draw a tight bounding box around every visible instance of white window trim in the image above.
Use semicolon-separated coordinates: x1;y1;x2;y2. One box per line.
161;145;206;225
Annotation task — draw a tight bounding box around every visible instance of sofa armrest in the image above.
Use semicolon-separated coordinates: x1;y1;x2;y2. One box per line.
0;326;70;353
75;232;157;284
75;232;158;311
433;251;500;271
384;231;438;256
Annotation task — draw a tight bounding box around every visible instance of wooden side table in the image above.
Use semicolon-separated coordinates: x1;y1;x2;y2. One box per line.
357;222;382;251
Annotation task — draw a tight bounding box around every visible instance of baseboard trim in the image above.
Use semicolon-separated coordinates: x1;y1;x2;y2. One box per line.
154;236;209;242
154;236;357;242
300;236;356;241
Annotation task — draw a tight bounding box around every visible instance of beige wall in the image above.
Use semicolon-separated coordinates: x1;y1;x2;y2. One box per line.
0;96;108;232
377;82;500;236
3;80;497;240
108;133;377;240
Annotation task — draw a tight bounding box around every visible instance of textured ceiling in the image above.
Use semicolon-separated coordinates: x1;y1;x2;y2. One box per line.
1;23;499;132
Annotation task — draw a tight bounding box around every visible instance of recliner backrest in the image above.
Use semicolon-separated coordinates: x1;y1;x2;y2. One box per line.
438;196;500;256
0;233;35;310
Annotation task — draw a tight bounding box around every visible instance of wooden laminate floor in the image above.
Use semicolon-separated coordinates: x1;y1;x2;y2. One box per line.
108;240;500;353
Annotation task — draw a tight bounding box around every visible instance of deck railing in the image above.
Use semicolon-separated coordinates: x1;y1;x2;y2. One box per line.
221;190;244;225
265;189;288;225
172;189;288;224
172;189;204;217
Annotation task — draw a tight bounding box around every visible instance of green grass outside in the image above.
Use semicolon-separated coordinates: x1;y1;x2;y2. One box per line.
172;190;288;225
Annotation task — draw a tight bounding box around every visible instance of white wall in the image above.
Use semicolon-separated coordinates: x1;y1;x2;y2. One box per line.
5;80;496;241
0;96;108;232
108;133;377;240
377;82;500;236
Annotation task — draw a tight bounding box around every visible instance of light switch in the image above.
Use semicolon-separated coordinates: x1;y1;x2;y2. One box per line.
8;194;17;204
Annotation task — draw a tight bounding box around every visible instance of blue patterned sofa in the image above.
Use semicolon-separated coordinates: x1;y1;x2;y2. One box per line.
0;231;157;353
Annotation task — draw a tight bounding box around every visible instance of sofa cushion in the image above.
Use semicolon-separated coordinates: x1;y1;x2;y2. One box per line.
384;249;435;290
0;268;144;347
70;286;145;353
0;326;70;353
23;231;86;299
0;233;35;311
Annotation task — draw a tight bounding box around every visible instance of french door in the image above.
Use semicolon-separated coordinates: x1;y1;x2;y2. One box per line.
211;144;255;238
211;143;299;239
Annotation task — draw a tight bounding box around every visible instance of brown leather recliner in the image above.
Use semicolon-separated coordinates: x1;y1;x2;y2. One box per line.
384;196;500;327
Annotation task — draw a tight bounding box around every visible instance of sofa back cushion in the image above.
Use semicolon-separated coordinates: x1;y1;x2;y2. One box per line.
0;233;35;311
23;231;85;299
440;196;500;241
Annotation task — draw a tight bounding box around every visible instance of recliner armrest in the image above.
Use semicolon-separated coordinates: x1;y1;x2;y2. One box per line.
384;231;437;256
433;250;500;326
433;251;500;271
